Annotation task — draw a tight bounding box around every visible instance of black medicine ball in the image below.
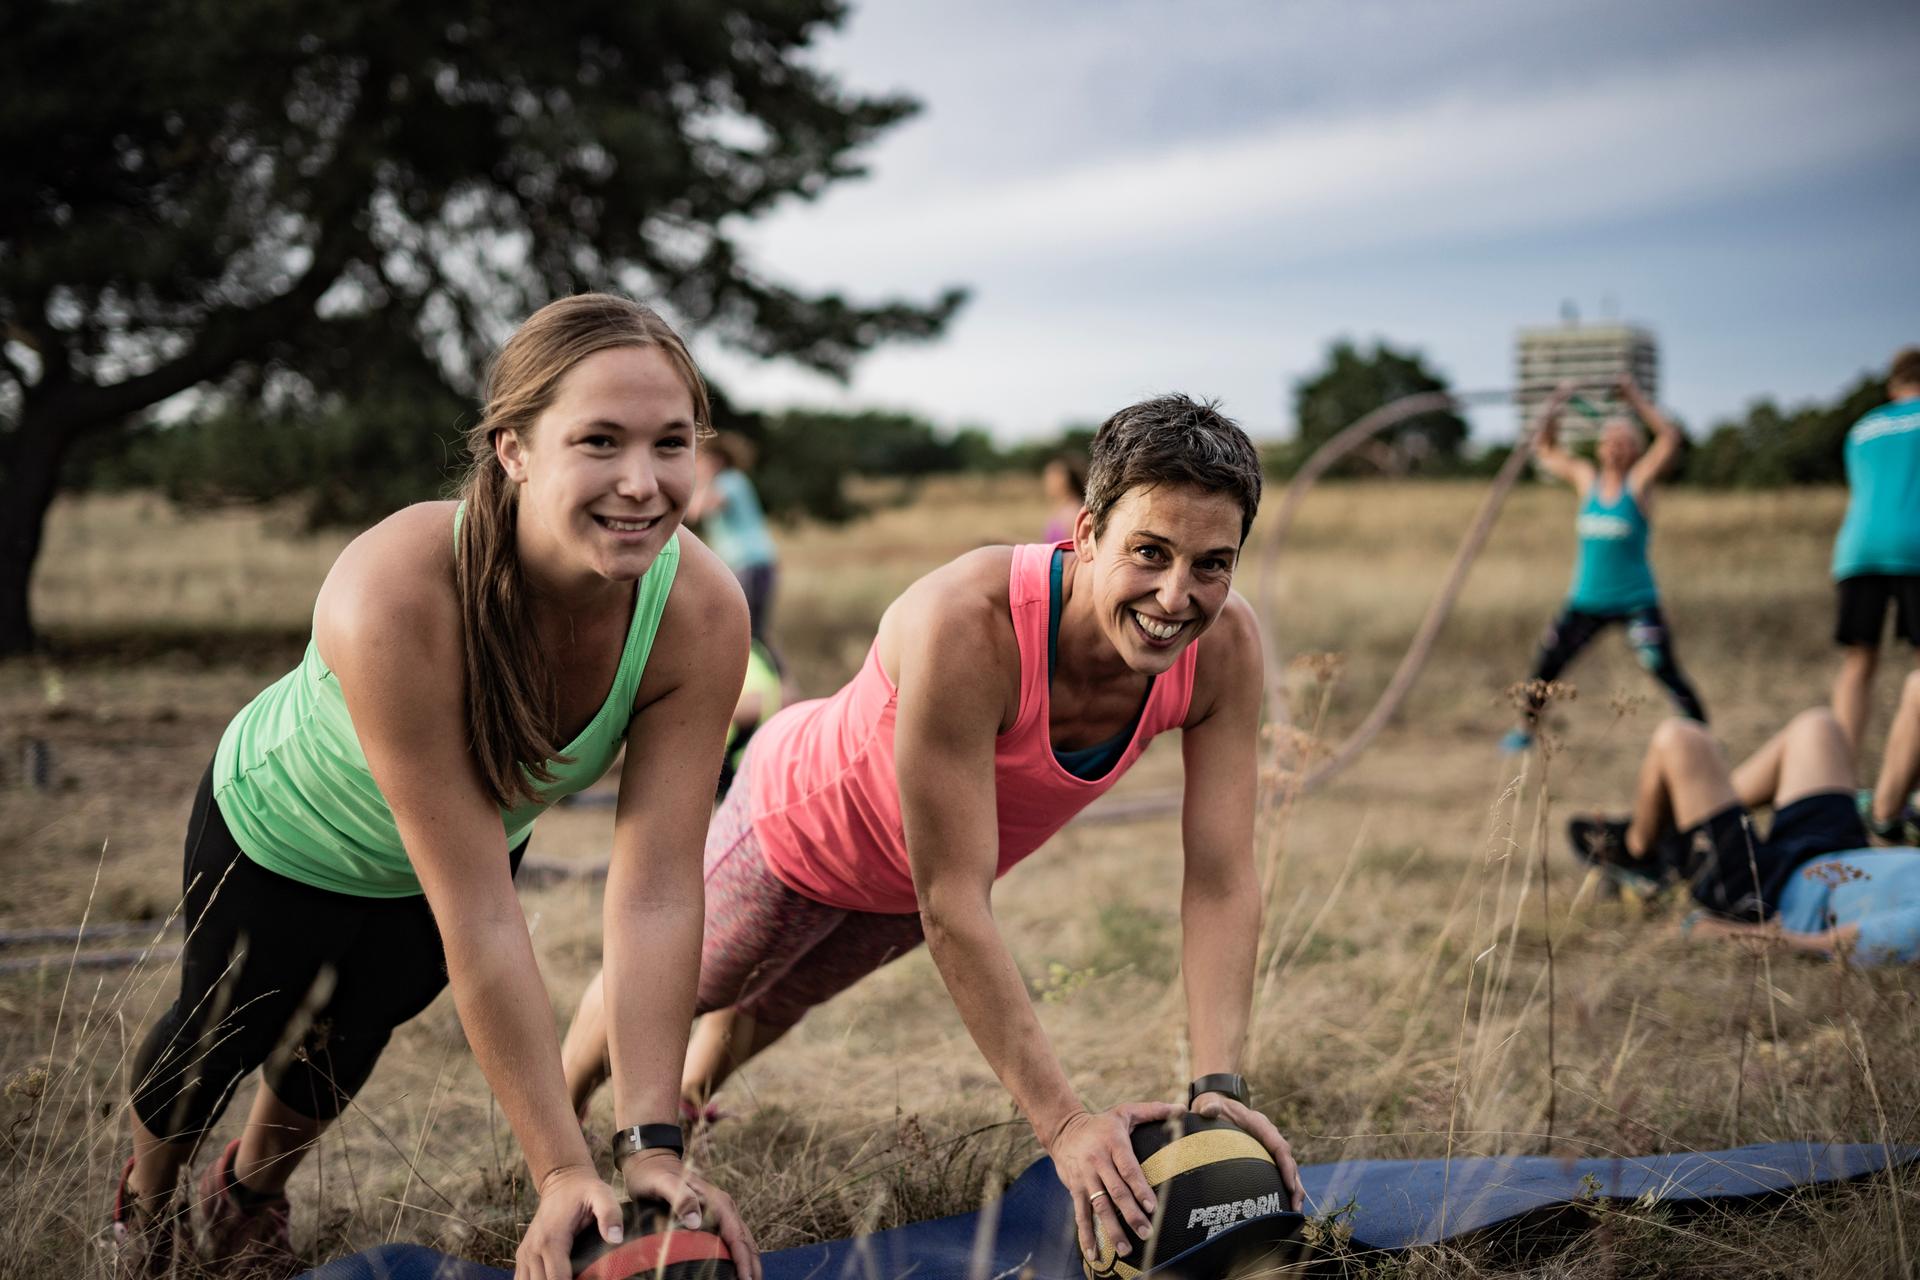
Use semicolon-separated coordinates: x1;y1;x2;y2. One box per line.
570;1198;737;1280
1084;1114;1305;1278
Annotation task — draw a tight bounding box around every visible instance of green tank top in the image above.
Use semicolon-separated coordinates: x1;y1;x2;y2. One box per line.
212;510;681;897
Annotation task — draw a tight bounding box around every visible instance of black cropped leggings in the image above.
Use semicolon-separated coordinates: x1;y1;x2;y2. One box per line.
1522;603;1707;725
130;765;524;1143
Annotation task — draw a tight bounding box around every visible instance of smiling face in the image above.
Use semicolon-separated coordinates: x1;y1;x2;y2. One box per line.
1074;482;1244;674
496;344;699;586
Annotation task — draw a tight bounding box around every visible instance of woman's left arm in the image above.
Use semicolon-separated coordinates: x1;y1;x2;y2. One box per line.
1177;596;1302;1207
602;539;759;1275
1623;375;1682;496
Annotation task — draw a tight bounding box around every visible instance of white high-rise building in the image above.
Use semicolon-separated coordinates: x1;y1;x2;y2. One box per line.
1515;319;1659;438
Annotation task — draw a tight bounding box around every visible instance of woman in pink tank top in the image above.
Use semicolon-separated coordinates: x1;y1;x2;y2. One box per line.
564;394;1302;1268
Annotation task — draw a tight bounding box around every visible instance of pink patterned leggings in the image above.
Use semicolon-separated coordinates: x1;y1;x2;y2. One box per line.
698;766;925;1031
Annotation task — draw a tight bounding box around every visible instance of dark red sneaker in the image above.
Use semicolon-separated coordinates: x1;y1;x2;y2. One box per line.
191;1139;296;1277
109;1155;179;1280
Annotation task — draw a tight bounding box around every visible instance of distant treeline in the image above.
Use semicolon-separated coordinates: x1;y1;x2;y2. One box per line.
63;349;1894;530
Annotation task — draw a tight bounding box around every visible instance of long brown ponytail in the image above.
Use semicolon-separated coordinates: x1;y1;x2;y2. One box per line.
456;294;711;808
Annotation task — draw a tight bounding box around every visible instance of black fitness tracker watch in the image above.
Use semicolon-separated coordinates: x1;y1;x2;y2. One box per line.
1187;1073;1251;1109
610;1122;686;1164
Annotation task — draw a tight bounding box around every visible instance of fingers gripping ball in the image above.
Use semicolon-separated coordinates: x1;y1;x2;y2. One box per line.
1084;1115;1304;1279
570;1198;737;1280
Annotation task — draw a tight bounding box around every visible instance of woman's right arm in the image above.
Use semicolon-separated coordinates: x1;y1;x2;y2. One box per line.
1529;382;1591;492
317;535;619;1280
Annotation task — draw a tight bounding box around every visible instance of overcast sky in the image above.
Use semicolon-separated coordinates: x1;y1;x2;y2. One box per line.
689;0;1920;444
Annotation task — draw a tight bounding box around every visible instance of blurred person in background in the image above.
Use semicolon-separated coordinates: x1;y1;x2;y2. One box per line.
1503;374;1704;752
563;393;1304;1270
1570;683;1920;969
111;295;759;1280
1829;347;1920;755
691;431;780;646
1041;449;1088;543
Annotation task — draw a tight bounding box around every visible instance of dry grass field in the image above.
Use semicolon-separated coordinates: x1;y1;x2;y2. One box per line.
2;477;1915;1278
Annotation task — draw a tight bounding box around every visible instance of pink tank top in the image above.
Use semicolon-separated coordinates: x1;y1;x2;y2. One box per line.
749;543;1199;913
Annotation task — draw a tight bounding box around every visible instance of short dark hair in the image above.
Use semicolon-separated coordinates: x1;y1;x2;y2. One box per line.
1891;347;1920;392
1084;394;1263;543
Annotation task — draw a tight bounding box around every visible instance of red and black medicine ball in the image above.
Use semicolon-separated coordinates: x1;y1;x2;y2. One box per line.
1083;1114;1305;1278
570;1198;736;1280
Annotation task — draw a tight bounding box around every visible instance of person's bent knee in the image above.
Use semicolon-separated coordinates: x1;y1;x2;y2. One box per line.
1786;706;1844;739
1649;716;1714;757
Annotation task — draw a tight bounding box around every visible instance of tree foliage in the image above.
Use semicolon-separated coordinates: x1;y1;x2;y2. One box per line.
1289;338;1469;474
0;0;964;650
1681;371;1887;487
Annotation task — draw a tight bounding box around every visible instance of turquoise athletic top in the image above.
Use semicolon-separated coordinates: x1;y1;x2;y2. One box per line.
1566;484;1659;614
1048;547;1146;780
212;511;681;897
1775;848;1920;967
1832;398;1920;581
701;469;777;572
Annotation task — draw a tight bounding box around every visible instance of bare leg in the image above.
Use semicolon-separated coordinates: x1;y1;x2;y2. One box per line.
682;1007;790;1104
1872;670;1920;825
126;1112;195;1205
1626;718;1739;858
230;1084;327;1195
1765;708;1855;808
1833;645;1879;756
561;969;611;1122
1729;724;1793;810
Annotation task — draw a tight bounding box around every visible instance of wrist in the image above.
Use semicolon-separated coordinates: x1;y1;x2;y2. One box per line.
617;1147;683;1184
534;1160;596;1197
1038;1102;1090;1151
1187;1073;1250;1109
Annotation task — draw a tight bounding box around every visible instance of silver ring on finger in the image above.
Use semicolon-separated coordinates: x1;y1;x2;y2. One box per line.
1088;1190;1111;1206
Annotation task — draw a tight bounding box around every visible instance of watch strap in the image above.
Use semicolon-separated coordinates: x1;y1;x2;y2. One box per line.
610;1122;685;1163
1187;1073;1250;1108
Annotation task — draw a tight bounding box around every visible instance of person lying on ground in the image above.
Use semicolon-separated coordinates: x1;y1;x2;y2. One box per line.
1569;699;1920;967
561;393;1303;1269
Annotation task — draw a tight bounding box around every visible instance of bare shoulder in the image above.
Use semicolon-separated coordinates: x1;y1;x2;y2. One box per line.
314;501;462;669
1188;591;1264;726
882;546;1016;662
640;528;750;698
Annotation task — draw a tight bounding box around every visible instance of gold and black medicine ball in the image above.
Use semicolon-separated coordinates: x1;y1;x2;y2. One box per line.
1084;1114;1306;1279
570;1198;737;1280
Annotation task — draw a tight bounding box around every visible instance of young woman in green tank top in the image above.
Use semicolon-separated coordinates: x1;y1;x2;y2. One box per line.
112;296;761;1280
1503;375;1706;752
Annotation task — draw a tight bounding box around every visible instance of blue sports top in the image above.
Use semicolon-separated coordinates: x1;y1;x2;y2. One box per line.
1566;484;1659;614
1775;848;1920;967
701;468;777;572
1832;398;1920;581
1048;547;1146;781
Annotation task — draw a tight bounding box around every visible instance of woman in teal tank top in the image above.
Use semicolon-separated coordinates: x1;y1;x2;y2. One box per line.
1503;376;1707;752
113;296;761;1279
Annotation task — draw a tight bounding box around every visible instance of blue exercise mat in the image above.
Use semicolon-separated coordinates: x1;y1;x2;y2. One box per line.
301;1142;1913;1279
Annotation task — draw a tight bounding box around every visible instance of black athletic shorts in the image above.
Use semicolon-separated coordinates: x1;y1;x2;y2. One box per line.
1681;791;1867;921
1835;574;1920;647
132;763;527;1140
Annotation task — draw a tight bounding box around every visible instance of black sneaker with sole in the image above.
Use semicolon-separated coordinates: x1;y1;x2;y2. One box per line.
1567;816;1672;895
